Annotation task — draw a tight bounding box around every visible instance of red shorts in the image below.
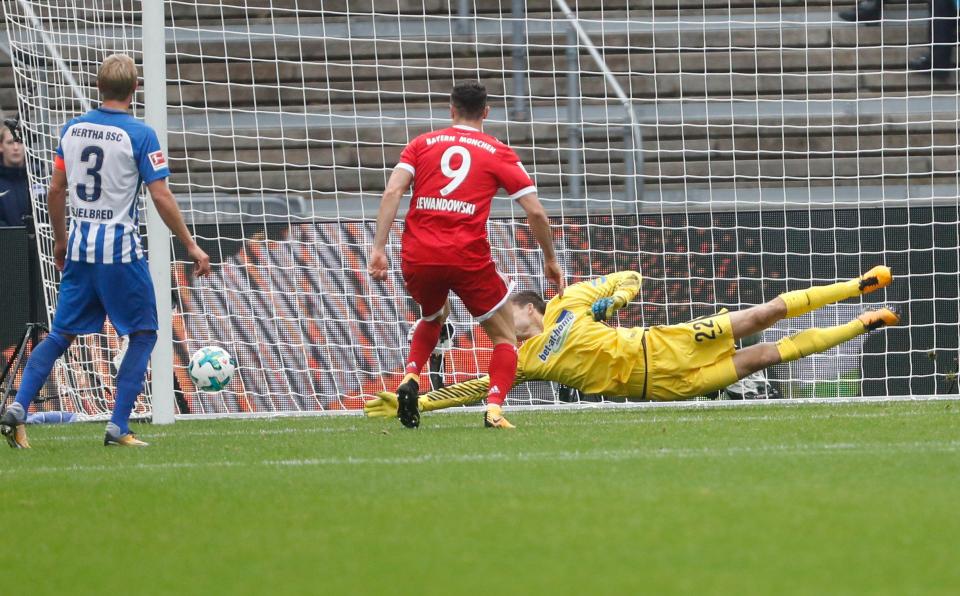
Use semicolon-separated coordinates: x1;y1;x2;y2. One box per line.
401;260;513;322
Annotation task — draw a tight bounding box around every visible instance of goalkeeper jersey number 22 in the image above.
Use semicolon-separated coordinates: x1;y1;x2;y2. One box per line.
54;107;170;265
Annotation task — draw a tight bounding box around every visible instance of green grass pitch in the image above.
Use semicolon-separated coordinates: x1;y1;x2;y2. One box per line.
3;401;958;595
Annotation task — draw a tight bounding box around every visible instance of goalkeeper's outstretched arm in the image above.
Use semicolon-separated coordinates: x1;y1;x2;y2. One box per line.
364;372;530;418
559;270;642;319
589;270;643;321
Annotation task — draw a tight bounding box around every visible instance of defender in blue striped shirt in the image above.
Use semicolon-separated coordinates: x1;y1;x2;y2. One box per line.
1;54;210;448
58;104;163;264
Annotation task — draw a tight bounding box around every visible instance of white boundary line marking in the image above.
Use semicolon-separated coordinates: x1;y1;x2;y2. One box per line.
34;405;953;443
10;439;960;476
175;394;960;420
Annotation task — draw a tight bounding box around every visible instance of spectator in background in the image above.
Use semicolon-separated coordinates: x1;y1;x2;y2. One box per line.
909;0;959;77
0;126;30;227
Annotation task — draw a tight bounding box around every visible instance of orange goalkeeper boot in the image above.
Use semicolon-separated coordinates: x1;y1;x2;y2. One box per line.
856;266;893;295
858;308;900;331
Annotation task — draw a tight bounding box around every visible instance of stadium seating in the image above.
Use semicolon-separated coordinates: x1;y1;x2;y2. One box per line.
1;1;955;208
151;1;956;212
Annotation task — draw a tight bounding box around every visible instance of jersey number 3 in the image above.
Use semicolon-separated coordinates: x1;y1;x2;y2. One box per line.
439;145;471;196
76;145;104;202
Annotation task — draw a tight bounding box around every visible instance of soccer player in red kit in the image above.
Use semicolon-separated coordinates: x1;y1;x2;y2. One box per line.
368;81;564;429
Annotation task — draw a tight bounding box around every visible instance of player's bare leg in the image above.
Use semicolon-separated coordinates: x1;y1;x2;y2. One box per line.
397;302;451;428
728;265;893;340
730;307;900;380
479;306;517;429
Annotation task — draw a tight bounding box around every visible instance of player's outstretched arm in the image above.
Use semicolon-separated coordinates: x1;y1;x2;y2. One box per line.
47;168;69;271
590;271;643;321
364;372;529;417
368;168;413;281
145;179;210;277
516;192;565;295
554;270;642;319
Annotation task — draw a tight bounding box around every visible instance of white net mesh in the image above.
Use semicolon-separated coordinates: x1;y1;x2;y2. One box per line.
4;0;150;419
4;1;959;417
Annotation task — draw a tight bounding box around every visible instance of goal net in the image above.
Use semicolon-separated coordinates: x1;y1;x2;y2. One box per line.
4;1;958;418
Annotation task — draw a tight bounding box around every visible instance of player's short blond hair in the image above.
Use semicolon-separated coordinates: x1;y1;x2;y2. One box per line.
97;54;138;101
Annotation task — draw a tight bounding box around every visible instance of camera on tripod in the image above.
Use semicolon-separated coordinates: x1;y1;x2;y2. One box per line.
0;115;50;409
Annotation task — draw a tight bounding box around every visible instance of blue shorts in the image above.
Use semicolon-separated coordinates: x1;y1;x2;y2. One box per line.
52;259;158;337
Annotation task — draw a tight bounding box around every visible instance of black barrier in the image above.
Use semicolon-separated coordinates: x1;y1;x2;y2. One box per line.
2;204;947;407
0;226;44;351
550;206;958;396
165;204;959;402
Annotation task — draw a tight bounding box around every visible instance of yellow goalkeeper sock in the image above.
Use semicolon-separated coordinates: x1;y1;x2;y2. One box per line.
778;279;860;319
776;319;866;363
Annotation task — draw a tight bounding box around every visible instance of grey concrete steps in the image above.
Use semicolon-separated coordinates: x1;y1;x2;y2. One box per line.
170;125;960;175
167;95;960;139
167;150;955;198
166;10;867;62
170;1;867;24
170;122;958;167
166;66;956;112
167;45;934;91
3;0;951;204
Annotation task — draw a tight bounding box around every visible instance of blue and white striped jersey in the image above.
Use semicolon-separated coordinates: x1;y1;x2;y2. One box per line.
54;107;169;264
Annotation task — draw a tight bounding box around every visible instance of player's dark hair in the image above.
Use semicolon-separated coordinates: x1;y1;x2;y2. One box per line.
450;81;487;120
510;291;546;315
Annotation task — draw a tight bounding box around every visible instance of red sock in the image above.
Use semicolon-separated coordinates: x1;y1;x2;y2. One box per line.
486;343;518;406
404;319;443;378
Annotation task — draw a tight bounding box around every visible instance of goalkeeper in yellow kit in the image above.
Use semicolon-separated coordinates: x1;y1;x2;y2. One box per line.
365;266;898;427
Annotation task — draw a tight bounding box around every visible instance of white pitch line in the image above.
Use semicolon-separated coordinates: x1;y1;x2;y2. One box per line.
35;424;369;443
31;406;949;444
175;394;960;421
528;408;943;428
7;440;960;476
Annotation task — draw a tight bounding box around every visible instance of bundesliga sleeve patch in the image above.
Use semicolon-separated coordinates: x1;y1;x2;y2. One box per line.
149;150;167;171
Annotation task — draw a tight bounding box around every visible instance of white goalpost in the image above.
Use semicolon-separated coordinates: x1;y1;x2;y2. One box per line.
3;1;959;422
142;0;175;424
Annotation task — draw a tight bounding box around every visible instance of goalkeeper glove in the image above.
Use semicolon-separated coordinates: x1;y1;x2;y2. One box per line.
591;295;626;321
364;392;399;418
364;391;437;418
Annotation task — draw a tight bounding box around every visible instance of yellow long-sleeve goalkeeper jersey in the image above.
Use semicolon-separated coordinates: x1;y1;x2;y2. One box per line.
517;270;644;395
418;271;646;412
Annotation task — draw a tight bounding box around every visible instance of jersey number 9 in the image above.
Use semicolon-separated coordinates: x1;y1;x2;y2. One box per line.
439;145;471;196
76;145;104;202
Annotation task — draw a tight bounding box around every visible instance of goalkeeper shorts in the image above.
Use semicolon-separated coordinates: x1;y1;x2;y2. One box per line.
644;310;738;400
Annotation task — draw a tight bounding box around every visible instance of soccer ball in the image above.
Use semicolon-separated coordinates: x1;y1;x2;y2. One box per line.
188;346;236;392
